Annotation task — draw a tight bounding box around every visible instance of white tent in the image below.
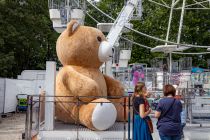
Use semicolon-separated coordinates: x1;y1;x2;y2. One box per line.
0;78;5;114
1;78;44;114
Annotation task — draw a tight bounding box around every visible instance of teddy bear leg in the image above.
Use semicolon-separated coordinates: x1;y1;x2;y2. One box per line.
55;103;77;123
109;98;130;121
79;98;117;130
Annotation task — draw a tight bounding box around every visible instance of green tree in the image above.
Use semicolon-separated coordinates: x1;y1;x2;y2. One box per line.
0;0;209;78
0;0;59;78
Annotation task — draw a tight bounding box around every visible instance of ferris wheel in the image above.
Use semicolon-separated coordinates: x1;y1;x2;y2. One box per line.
149;0;210;73
48;0;210;76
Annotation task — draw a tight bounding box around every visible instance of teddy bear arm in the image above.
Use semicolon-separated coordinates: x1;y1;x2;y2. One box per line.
103;75;124;97
61;69;101;99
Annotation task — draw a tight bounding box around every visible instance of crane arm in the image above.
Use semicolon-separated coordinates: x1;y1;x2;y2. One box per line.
105;0;139;76
106;0;138;47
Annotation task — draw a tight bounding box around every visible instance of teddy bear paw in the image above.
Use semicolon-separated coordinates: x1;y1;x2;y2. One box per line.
91;102;117;130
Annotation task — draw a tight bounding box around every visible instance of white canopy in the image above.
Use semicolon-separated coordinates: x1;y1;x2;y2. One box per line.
151;45;189;53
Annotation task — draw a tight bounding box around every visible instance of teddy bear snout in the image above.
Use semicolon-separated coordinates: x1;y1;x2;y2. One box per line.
98;41;113;62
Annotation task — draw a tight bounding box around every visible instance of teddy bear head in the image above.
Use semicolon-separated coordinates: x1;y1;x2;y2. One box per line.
56;20;113;68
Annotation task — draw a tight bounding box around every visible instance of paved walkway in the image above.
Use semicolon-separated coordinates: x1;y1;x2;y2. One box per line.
0;113;210;140
152;118;210;140
153;125;210;140
0;113;25;140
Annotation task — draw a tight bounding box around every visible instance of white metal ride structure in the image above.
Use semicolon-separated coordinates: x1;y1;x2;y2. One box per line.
49;0;142;77
102;0;141;76
48;0;86;33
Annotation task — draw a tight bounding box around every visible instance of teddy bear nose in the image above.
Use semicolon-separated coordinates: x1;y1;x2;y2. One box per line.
98;41;113;62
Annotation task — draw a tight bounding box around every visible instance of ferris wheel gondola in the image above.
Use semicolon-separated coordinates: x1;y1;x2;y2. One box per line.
48;0;86;33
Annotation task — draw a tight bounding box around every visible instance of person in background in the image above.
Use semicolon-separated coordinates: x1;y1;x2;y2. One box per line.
174;95;186;139
133;82;153;140
191;65;205;96
155;84;182;140
180;103;186;139
173;85;187;139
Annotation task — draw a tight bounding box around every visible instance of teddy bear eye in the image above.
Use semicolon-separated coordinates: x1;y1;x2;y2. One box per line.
97;36;102;42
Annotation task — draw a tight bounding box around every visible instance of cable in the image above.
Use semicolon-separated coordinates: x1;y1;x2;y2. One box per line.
148;0;170;8
120;36;152;49
85;10;152;50
84;6;152;50
86;0;210;49
86;0;115;21
86;12;100;23
148;0;210;10
172;52;210;55
125;27;209;48
85;9;210;54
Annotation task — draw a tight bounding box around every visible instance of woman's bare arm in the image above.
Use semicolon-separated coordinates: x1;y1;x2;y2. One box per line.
154;111;161;118
139;104;151;118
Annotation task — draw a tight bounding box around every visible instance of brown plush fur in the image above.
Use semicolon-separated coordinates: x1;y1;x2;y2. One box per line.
110;97;130;121
55;20;124;130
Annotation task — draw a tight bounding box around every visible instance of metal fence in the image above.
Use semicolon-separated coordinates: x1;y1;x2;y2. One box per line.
163;87;210;125
24;87;210;139
25;95;133;140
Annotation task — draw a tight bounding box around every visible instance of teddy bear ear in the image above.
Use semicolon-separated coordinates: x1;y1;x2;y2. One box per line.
67;20;80;36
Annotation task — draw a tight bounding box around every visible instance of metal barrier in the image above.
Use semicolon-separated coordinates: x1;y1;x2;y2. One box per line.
25;95;133;140
149;87;210;126
25;88;210;139
171;87;210;125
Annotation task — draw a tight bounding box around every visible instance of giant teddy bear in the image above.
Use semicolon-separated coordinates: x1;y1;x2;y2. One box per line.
55;20;125;130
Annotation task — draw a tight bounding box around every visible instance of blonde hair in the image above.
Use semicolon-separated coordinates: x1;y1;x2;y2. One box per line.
134;82;145;97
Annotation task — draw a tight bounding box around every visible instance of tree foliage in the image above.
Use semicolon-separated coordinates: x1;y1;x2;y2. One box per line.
131;0;210;67
0;0;59;78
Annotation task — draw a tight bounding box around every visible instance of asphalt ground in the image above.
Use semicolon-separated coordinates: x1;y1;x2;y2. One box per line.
0;113;210;140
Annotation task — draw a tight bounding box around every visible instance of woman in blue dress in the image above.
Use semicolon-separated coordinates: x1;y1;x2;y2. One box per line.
133;82;153;140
